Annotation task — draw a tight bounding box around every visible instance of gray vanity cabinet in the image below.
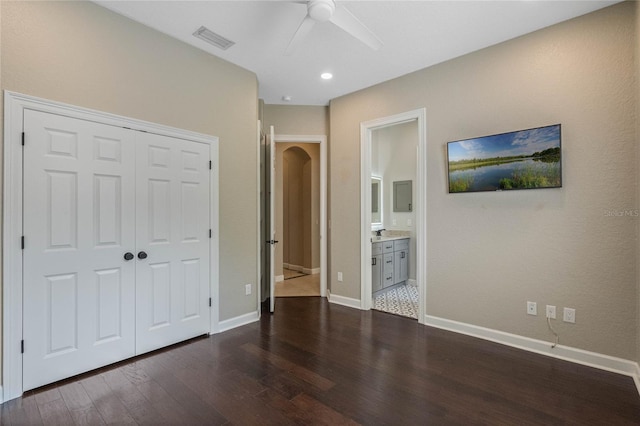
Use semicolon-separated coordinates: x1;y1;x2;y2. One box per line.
372;238;410;293
382;241;394;288
383;253;394;288
371;243;383;292
393;239;409;284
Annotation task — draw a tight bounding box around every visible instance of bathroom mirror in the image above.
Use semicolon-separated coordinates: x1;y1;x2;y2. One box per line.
371;176;382;226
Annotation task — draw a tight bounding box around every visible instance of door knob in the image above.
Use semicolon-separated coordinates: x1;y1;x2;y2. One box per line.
137;251;148;260
123;252;134;261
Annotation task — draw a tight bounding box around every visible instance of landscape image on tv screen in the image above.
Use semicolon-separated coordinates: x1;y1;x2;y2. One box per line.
447;124;561;193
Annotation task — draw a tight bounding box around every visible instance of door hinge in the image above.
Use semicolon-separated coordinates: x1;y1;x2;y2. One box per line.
21;236;25;250
209;297;212;307
21;340;24;353
21;132;25;146
209;229;212;239
209;160;212;170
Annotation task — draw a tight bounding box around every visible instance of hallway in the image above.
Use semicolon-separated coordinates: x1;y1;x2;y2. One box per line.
275;272;320;297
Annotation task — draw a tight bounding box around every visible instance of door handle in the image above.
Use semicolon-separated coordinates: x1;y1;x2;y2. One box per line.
372;258;376;266
137;251;148;260
124;252;134;261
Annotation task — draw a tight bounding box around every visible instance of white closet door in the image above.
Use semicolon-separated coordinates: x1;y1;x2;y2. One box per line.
23;110;136;391
135;132;210;354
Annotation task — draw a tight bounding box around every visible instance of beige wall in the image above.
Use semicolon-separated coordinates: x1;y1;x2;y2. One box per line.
330;2;638;360
283;148;308;269
0;0;3;373
1;0;259;343
263;105;329;135
636;2;640;365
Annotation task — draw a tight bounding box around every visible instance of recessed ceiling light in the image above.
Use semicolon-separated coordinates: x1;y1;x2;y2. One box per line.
282;95;292;102
321;72;333;80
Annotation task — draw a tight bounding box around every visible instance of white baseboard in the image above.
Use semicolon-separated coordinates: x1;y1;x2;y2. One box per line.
275;275;284;282
286;264;304;272
408;279;417;287
328;291;362;310
634;363;640;395
283;264;319;275
0;385;4;404
216;310;259;333
424;314;640;395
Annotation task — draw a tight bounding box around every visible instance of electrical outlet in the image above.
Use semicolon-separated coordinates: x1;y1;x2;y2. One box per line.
337;272;343;282
392;219;397;226
563;307;576;323
407;219;412;227
527;301;537;316
546;305;556;319
245;284;252;296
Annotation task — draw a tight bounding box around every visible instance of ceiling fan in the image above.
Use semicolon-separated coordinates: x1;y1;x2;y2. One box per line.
285;0;383;55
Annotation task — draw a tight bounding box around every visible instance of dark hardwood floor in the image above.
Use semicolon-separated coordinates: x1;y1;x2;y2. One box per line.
2;297;639;425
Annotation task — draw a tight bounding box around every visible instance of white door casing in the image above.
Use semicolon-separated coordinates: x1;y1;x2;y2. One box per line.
23;110;137;390
2;92;219;401
360;109;427;323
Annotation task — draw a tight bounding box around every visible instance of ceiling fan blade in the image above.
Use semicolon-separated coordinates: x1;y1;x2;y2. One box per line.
285;15;316;56
330;4;382;51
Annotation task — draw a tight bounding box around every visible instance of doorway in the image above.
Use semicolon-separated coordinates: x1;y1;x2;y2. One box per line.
369;121;419;319
360;109;427;324
277;144;320;297
274;135;326;297
262;131;327;314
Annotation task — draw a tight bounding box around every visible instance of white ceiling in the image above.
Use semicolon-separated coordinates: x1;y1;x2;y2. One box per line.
95;1;619;106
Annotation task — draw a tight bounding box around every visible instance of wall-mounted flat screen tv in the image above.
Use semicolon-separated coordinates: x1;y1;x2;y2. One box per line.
447;124;561;193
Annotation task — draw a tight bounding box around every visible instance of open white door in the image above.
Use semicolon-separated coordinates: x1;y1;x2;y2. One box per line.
268;126;277;312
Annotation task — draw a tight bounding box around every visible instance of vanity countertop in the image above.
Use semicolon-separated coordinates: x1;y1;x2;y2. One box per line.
371;236;409;243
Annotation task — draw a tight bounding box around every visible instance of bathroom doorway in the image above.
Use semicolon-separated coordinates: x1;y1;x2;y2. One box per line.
370;121;419;319
360;109;427;324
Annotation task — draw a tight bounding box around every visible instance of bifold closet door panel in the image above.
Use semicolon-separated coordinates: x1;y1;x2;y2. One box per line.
134;131;211;355
22;110;137;391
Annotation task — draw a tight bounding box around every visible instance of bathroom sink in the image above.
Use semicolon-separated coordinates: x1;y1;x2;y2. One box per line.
371;236;406;242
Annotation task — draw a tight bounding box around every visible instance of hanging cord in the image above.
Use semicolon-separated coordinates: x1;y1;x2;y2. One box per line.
547;316;559;348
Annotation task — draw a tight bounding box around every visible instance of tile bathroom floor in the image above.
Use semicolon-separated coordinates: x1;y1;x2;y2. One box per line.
373;283;419;319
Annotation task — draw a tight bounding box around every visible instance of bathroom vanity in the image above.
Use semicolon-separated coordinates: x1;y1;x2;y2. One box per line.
372;237;409;293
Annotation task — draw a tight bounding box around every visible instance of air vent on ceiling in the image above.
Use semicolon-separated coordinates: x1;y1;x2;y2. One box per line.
193;26;235;50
